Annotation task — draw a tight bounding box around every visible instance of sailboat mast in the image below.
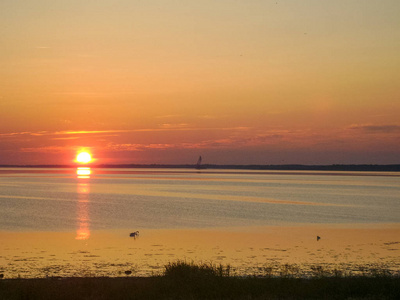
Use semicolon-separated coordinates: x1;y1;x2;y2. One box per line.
196;156;202;169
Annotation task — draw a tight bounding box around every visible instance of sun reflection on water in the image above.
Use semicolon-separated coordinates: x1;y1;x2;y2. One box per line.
76;167;91;178
76;168;91;240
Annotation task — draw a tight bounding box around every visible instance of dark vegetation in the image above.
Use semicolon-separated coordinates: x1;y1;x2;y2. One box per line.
0;261;399;300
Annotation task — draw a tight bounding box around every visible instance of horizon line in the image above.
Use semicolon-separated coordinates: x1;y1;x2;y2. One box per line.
0;164;399;172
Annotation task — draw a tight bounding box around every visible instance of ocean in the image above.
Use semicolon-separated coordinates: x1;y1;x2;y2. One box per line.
0;168;399;278
0;168;399;231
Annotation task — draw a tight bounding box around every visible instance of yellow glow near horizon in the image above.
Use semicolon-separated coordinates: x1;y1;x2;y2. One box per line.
76;152;92;164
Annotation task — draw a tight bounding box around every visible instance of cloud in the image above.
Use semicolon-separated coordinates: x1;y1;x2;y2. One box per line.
0;131;45;137
53;130;123;135
0;130;131;138
105;143;177;152
1;126;253;139
20;146;71;153
198;114;226;120
155;114;183;119
104;130;291;152
0;130;119;138
159;123;189;129
348;124;400;133
51;137;81;140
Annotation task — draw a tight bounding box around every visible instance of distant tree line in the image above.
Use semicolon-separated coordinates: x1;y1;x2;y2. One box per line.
1;164;399;172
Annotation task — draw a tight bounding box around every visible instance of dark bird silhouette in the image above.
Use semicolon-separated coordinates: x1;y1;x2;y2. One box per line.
317;236;321;241
130;231;139;238
125;270;132;275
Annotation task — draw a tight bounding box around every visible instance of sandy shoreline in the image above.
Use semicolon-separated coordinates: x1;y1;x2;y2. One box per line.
1;224;399;278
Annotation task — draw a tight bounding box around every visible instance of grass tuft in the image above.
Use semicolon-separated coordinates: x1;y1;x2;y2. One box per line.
164;260;231;279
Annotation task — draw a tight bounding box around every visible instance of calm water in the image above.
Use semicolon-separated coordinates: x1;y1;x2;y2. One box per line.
0;168;399;232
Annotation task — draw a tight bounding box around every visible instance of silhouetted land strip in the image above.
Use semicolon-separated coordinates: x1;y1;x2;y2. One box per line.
1;275;399;299
1;262;399;299
1;164;400;172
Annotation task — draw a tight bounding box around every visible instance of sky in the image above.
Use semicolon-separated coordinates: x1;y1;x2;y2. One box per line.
1;0;399;165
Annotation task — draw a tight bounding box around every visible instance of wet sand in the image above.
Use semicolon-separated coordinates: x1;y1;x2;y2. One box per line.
1;224;399;278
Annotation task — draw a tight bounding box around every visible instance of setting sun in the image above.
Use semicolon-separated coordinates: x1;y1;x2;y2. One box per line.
76;152;92;164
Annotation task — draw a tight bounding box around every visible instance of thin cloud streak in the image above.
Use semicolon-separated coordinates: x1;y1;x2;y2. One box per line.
20;146;72;153
1;127;252;138
348;124;400;133
104;132;291;152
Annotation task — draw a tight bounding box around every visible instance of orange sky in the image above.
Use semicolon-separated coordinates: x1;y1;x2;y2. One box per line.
1;0;399;165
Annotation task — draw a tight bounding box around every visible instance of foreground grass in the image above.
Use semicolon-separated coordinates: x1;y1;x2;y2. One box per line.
0;262;399;300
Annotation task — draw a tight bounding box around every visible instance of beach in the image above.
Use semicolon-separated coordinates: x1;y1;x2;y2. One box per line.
1;224;399;278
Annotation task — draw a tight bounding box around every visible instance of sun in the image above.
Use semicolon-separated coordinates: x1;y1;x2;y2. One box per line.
76;151;92;164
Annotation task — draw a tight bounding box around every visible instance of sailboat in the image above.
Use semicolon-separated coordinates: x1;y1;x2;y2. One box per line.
195;156;205;170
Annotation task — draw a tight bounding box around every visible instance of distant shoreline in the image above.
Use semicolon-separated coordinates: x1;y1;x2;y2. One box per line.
0;164;399;172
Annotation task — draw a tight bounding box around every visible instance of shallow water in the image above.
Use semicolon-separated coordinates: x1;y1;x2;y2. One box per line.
0;168;399;232
1;226;399;278
0;168;399;278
